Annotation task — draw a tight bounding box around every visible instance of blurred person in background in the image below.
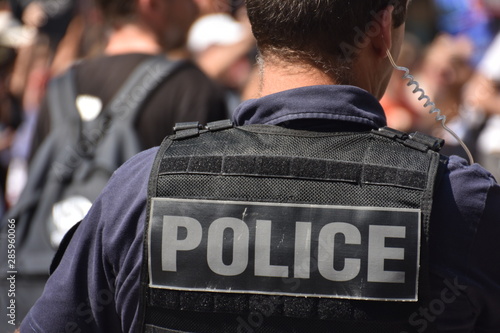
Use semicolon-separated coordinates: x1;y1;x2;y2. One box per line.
1;0;227;329
433;0;496;66
394;0;499;162
47;0;107;77
3;34;51;208
465;32;500;181
0;0;37;212
380;34;422;132
8;0;77;51
0;47;18;216
2;0;105;211
404;34;480;160
404;0;437;45
0;0;29;215
188;0;256;115
28;0;227;157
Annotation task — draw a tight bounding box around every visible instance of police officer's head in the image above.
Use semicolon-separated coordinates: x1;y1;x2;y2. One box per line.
95;0;199;50
245;0;409;97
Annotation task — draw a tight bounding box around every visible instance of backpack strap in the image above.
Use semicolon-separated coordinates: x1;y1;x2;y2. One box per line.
4;69;80;223
47;66;80;129
107;55;188;122
77;55;188;158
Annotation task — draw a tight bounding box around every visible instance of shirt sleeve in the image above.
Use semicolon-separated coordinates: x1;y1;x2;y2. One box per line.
429;156;500;332
20;148;157;333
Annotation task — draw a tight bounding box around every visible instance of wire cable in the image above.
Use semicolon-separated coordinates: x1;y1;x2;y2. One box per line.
386;49;474;165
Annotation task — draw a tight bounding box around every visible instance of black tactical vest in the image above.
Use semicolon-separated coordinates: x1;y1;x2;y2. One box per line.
140;121;445;333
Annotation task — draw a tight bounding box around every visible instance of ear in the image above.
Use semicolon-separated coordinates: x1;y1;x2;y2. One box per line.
372;5;395;58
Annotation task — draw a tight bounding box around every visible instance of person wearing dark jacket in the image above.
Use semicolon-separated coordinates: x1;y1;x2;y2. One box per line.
3;0;227;330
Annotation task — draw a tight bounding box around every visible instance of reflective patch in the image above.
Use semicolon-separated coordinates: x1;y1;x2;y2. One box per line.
148;198;421;301
76;95;102;122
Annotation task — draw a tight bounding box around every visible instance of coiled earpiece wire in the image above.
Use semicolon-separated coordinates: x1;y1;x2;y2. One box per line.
385;49;475;165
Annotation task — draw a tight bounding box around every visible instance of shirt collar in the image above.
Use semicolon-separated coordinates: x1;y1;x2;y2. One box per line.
232;85;387;130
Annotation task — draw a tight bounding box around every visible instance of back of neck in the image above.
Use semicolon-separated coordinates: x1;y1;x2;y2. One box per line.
104;24;163;56
258;58;337;97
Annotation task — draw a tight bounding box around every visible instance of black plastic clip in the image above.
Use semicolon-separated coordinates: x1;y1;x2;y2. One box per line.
205;119;234;132
375;127;444;153
409;132;445;152
173;121;202;140
376;127;409;140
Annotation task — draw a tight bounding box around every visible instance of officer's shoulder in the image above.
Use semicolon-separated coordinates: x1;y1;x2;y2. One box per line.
446;155;498;185
103;147;159;194
440;154;499;213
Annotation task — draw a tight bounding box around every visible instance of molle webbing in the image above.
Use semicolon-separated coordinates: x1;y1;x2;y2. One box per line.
142;124;443;333
160;155;428;190
154;125;439;213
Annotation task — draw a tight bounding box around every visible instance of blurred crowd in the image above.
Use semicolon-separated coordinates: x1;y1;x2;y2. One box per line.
1;0;500;217
383;0;500;179
0;0;256;218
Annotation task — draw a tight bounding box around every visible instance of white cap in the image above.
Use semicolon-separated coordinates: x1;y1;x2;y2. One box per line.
0;11;36;48
188;13;244;55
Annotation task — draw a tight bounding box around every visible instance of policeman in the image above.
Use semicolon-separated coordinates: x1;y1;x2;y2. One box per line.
18;0;500;332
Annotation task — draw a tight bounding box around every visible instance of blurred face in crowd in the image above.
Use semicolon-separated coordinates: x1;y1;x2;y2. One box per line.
420;34;473;90
155;0;199;50
97;0;198;50
194;0;231;15
148;0;199;50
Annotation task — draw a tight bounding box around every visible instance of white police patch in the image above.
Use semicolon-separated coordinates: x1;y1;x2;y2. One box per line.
148;198;421;301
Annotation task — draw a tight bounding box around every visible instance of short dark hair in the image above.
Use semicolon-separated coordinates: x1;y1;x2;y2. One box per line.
94;0;136;25
246;0;408;81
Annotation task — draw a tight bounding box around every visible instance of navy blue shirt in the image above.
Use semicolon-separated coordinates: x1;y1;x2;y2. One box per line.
20;85;500;332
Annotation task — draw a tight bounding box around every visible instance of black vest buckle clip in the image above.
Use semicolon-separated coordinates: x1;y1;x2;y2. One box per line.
376;127;444;153
205;119;234;132
173;120;234;140
173;122;202;140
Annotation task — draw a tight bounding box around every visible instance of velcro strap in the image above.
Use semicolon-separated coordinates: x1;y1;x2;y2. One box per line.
159;155;427;190
147;289;418;322
144;325;184;333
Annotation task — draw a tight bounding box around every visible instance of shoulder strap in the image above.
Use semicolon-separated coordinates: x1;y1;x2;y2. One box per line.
5;57;187;231
48;56;187;127
47;66;80;129
106;55;188;122
77;55;188;159
8;68;80;213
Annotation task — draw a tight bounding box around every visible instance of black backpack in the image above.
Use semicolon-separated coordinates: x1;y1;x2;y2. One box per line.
0;55;185;328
